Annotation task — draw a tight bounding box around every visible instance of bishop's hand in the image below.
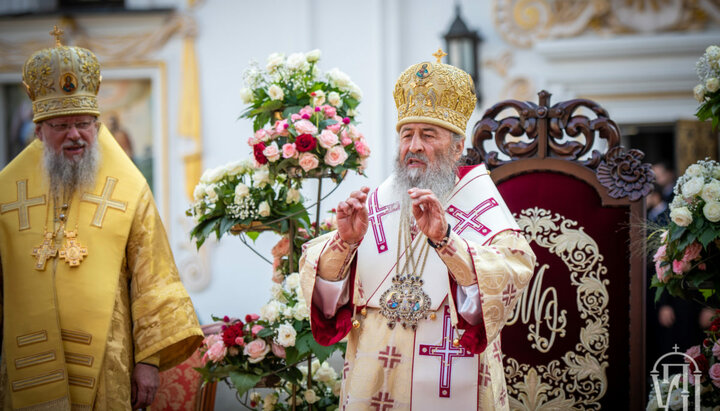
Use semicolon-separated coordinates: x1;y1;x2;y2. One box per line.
409;188;448;243
336;186;370;244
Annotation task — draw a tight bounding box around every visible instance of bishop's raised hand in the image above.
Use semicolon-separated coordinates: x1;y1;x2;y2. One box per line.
336;186;370;244
408;188;448;243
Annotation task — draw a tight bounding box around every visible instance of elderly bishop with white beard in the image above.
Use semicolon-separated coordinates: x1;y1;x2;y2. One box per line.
0;29;202;410
299;54;536;410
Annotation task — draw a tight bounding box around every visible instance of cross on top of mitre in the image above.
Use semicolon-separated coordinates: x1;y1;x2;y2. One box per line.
50;25;64;47
432;48;447;63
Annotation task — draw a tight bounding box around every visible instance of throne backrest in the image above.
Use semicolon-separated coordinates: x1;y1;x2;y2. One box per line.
465;91;653;410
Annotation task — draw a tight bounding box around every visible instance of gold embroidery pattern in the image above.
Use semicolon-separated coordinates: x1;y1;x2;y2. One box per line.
65;352;94;367
1;180;45;231
11;369;64;392
81;177;127;228
505;207;609;410
16;330;48;347
68;375;95;389
14;351;56;369
61;329;92;345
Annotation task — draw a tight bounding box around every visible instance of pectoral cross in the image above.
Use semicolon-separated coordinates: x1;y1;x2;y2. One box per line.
81;177;127;228
32;230;57;270
1;180;45;230
59;229;88;267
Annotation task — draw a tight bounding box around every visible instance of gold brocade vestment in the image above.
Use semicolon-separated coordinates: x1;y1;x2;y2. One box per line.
0;125;203;410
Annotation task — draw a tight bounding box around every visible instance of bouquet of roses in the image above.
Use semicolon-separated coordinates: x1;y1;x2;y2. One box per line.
693;45;720;131
196;272;341;399
651;159;720;301
240;50;370;180
647;312;720;410
187;159;310;247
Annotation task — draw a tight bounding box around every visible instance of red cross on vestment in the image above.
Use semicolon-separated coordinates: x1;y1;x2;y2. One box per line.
367;189;399;254
446;197;499;236
479;363;491;387
419;305;474;398
378;346;402;369
370;392;395;411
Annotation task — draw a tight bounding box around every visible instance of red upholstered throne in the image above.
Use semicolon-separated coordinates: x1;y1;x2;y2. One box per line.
464;91;652;410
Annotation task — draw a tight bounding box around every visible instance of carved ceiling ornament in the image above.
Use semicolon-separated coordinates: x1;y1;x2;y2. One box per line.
493;0;720;48
506;207;609;410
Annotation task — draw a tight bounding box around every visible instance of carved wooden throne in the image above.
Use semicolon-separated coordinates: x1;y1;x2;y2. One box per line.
465;91;653;410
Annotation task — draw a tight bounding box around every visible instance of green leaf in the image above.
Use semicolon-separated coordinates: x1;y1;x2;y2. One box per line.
219;216;236;237
283;105;302;119
308;338;336;363
257;327;274;338
700;228;717;248
246;231;260;242
284;346;300;365
701;288;714;300
319;119;338;129
228;371;262;397
670;225;686;241
294;332;314;355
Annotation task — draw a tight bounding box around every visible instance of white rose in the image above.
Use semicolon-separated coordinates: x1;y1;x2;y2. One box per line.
226;160;247;176
668;388;683;410
266;52;284;72
286;188;301;204
286;52;309;71
347;108;358;117
284;272;301;290
707;77;720;93
193;183;206;201
349;83;363;100
234;183;249;198
258;201;271;217
713;166;720;180
704;200;720;222
313;89;326;106
268;84;285;101
239;87;253;104
200;166;222;184
275;322;297;347
315;362;337;383
304;389;319;404
270;283;285;301
685;164;704;178
263;394;278;411
253;169;271;188
293;302;310;321
683;176;705;197
694;84;706;102
670;206;693;227
327;68;351;88
204;184;218;202
260;300;282;322
702;180;720;202
282;306;294;319
305;49;321;62
327;91;342;107
332;380;342;396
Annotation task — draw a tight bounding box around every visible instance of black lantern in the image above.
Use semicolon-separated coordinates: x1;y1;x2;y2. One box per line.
443;4;483;106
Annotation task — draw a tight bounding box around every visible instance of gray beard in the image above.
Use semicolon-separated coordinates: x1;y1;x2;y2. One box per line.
393;149;458;226
43;140;100;200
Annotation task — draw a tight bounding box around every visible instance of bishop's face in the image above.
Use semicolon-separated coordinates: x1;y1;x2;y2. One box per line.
397;123;463;177
36;115;98;162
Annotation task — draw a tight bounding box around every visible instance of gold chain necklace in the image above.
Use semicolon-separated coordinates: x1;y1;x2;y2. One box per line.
31;190;88;270
378;211;432;330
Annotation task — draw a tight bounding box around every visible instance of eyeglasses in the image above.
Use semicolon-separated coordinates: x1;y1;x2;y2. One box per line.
44;119;96;132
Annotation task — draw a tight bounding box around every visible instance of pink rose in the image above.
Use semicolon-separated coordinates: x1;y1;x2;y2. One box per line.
683;242;703;263
291;113;302;121
235;337;245;346
710;364;720;388
699;263;707;270
655;260;670;282
255;128;271;142
341;136;352;146
298;153;319;172
282;143;297;159
206;340;227;363
245;313;260;322
244;339;270;363
653;245;666;262
686;345;702;361
263;142;281;162
274;120;289;136
271;343;286;358
713;341;720;359
327;122;342;134
247;136;258;146
325;146;349;167
271;269;284;284
299;106;314;118
324;106;337;118
673;259;690;274
354;138;370;157
251;324;264;336
294;119;318;135
318;130;339;149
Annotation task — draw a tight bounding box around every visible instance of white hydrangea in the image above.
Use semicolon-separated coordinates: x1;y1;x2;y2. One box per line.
286;188;301;204
702;180;720;203
670;206;693;227
258;201;271;217
275;322;297;347
305;49;321;62
266;52;284;72
327;91;342;107
285;273;301;290
239;87;253;104
683;176;705;198
704;200;720;222
253;168;271;188
260;300;283;322
268;84;285;101
314;361;338;383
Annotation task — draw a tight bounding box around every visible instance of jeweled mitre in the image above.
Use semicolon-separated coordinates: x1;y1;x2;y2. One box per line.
22;34;102;122
393;60;476;137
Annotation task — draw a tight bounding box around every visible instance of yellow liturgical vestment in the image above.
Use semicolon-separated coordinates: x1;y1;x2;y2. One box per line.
0;124;203;410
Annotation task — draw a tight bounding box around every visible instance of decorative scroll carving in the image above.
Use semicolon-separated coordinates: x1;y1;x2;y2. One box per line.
467;90;621;170
506;207;609;410
597;146;654;201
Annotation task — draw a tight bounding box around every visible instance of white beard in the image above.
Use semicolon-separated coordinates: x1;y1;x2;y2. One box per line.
42;137;100;200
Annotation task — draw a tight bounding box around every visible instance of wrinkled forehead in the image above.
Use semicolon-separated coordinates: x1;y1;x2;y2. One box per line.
43;114;97;123
398;122;452;135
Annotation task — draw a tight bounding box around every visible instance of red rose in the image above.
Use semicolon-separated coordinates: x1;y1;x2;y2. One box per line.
221;321;245;347
295;134;317;152
690;354;709;375
254;142;268;164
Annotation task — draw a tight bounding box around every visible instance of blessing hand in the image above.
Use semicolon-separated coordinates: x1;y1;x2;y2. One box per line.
336;187;370;244
408;188;448;243
131;363;159;409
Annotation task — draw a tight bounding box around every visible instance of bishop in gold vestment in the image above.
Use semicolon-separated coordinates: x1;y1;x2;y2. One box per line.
300;56;535;410
0;30;203;410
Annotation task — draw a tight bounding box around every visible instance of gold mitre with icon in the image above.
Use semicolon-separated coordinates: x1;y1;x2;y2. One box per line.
22;26;102;123
393;49;476;137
